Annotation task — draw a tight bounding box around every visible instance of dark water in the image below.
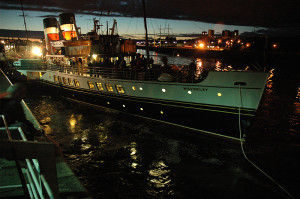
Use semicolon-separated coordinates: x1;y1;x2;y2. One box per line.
23;51;300;199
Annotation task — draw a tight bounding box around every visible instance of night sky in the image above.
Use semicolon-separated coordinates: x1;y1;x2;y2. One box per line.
0;0;299;38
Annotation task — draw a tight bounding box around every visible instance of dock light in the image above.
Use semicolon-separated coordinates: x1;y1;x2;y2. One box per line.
272;43;278;48
199;43;204;48
92;54;97;59
32;47;42;56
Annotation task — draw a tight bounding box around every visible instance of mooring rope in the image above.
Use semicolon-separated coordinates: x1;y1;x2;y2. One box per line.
238;85;294;198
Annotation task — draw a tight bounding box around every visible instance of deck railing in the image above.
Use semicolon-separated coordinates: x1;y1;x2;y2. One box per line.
15;63;207;83
0;114;59;199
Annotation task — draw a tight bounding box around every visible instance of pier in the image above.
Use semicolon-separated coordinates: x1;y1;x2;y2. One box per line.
0;68;91;198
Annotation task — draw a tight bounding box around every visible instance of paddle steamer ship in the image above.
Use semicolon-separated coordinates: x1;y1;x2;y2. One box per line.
15;13;269;142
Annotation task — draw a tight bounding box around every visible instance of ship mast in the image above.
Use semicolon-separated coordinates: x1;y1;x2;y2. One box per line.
142;0;150;66
20;0;28;41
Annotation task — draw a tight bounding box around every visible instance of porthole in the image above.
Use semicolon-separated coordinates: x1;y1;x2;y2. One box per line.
87;81;95;89
74;79;80;87
63;77;67;84
217;93;222;97
96;82;104;91
162;88;166;92
105;83;114;92
116;85;125;93
68;78;73;86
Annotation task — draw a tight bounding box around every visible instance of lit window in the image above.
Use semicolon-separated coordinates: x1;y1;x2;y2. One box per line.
105;83;114;92
54;75;58;82
96;82;104;91
58;76;62;83
116;85;125;93
74;79;80;87
68;78;73;86
88;81;95;89
63;77;67;84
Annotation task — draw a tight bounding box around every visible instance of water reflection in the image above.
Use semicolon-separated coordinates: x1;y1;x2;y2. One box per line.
296;87;300;100
69;114;78;133
147;160;174;196
129;142;139;170
266;68;275;94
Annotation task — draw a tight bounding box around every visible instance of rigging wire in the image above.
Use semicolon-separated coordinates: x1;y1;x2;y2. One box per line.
133;17;138;38
149;18;156;39
238;86;294;199
191;21;203;33
125;17;133;35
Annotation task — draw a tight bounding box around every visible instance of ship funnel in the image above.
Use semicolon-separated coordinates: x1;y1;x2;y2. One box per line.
43;17;59;54
59;13;78;41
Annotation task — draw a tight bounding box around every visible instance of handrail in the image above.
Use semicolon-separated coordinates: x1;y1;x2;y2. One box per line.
15;63;207;83
0;114;58;199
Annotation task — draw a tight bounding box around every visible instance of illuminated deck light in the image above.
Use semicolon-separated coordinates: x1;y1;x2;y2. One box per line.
139;87;143;91
188;91;192;94
162;88;166;92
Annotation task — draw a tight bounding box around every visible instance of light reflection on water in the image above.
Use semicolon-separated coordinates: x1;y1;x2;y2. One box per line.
147;160;174;196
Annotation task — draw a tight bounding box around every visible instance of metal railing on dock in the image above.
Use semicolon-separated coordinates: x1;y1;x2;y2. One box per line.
0;114;59;199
